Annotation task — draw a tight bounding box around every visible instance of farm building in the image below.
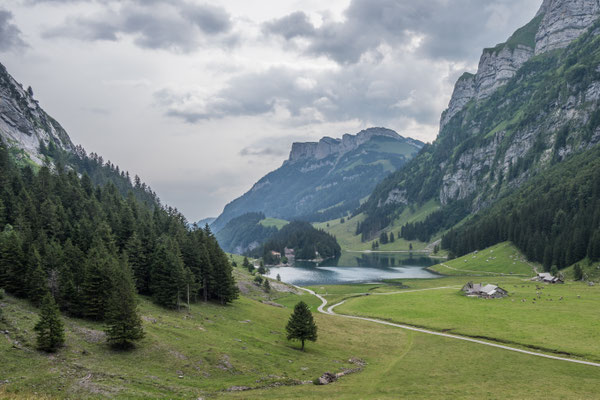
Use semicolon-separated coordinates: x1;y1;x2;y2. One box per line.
533;273;563;284
462;282;508;298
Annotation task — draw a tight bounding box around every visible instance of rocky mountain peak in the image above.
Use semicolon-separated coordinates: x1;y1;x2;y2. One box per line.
0;62;74;164
288;127;418;163
440;0;600;130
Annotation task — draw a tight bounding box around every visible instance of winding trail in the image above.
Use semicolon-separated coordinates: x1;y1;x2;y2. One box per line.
294;285;600;368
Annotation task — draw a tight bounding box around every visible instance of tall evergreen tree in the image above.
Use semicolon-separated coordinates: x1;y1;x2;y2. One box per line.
286;301;317;351
34;294;65;352
104;260;144;349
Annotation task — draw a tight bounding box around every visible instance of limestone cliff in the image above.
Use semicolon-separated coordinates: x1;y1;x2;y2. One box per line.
441;0;600;131
0;62;74;164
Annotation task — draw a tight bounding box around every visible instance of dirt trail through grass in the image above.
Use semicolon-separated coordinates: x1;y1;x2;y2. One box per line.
296;286;600;369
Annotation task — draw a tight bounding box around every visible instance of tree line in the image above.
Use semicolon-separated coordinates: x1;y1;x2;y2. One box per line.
442;145;600;271
0;140;238;347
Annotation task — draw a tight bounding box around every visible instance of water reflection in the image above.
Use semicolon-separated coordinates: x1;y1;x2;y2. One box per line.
265;251;439;286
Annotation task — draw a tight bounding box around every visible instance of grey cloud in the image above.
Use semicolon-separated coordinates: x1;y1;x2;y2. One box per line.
263;11;315;40
43;1;236;52
264;0;541;64
156;59;443;128
0;10;27;52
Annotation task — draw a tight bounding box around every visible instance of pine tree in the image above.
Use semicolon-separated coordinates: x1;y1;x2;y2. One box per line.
28;249;50;307
263;279;271;292
286;301;317;351
104;262;144;349
34;294;65;352
150;238;185;309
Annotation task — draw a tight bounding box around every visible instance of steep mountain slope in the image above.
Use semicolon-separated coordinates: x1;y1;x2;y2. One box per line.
212;128;423;232
215;212;279;254
359;0;600;239
0;62;74;164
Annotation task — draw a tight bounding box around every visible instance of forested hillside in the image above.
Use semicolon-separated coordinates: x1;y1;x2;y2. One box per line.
358;12;600;241
215;212;278;254
258;221;341;264
442;144;600;271
0;139;238;327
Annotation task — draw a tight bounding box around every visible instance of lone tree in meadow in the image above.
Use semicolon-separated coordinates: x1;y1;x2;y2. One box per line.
286;301;317;351
34;294;65;352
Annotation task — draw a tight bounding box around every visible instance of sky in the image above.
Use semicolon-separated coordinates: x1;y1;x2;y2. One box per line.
0;0;542;222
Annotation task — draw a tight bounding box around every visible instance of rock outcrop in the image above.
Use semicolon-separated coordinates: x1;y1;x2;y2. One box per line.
441;0;600;130
535;0;600;55
288;127;417;163
0;63;74;164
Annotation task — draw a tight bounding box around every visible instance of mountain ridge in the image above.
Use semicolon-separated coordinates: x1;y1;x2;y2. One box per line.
212;128;424;232
358;0;600;240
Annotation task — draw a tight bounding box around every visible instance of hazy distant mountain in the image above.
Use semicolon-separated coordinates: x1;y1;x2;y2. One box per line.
212;127;424;232
196;217;216;227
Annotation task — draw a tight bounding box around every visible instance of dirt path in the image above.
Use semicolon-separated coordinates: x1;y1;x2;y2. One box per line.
295;285;600;368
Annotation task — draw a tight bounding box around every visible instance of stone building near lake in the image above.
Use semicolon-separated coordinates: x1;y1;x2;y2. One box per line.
462;282;508;298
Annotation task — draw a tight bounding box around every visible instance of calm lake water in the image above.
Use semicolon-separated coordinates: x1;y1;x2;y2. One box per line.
265;251;439;286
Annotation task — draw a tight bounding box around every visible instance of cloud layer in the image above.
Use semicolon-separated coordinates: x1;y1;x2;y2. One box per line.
0;9;27;52
43;0;237;52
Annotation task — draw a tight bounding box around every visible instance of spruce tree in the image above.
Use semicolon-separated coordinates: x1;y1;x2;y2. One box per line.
286;301;317;351
34;294;65;352
150;238;185;309
104;261;144;349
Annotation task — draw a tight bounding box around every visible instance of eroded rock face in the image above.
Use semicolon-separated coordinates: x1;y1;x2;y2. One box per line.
535;0;600;55
287;127;412;162
440;0;600;131
0;63;74;163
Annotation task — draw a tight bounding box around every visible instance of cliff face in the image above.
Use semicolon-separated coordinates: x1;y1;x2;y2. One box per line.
287;127;407;162
360;1;600;239
535;0;600;54
0;63;74;164
441;0;600;131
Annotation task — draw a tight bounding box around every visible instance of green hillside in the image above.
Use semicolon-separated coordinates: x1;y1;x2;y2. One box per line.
429;242;537;276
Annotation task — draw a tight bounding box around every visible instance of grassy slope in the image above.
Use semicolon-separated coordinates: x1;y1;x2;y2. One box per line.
336;277;600;362
2;265;600;398
429;242;537;276
315;200;440;252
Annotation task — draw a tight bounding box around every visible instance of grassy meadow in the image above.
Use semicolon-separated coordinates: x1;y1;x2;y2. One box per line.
2;242;600;399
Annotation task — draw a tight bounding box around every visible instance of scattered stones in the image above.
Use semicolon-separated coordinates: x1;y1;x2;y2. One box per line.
217;355;233;371
142;316;157;324
316;372;337;385
348;357;367;367
226;386;251;392
239;320;251;323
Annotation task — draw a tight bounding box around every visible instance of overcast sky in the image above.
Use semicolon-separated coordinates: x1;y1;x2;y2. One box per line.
0;0;542;221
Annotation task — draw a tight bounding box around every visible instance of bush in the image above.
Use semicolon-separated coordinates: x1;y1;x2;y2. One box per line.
0;288;5;300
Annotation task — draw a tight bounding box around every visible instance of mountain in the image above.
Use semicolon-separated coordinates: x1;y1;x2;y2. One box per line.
215;212;279;254
358;0;600;240
212;127;424;232
0;63;74;165
196;217;216;227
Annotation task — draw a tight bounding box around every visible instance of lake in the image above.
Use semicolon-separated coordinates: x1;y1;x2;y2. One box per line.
265;251;439;286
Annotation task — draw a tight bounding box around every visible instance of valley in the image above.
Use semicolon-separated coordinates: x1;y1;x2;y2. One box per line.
2;0;600;399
